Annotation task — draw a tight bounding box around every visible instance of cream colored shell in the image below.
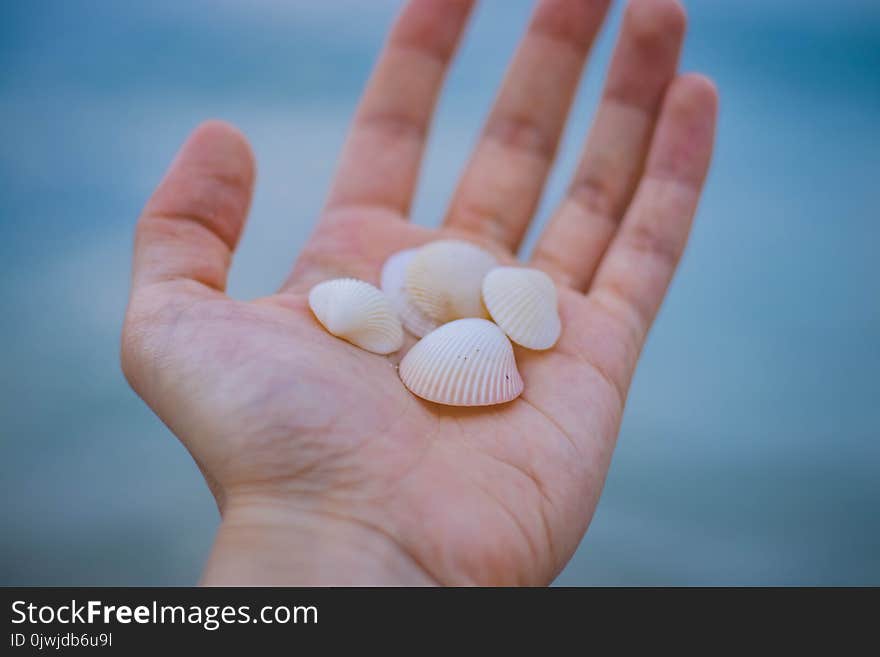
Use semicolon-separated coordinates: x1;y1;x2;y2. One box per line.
405;240;496;323
308;278;404;354
380;249;440;338
482;267;561;350
399;318;523;406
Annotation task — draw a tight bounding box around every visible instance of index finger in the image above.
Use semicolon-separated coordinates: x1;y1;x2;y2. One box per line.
323;0;475;217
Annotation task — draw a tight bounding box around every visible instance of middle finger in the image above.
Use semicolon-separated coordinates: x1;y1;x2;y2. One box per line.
443;0;611;250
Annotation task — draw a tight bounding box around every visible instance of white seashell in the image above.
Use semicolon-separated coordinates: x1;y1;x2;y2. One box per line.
482;267;561;350
405;240;496;323
379;249;441;338
399;318;523;406
308;278;404;354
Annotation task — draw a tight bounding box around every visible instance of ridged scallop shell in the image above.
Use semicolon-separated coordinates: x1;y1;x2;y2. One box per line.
308;278;404;354
482;267;561;350
399;318;523;406
405;240;496;323
380;249;441;338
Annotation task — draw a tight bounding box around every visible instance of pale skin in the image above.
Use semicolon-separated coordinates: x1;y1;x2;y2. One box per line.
122;0;717;585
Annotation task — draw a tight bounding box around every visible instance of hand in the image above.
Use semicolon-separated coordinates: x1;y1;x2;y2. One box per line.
122;0;717;585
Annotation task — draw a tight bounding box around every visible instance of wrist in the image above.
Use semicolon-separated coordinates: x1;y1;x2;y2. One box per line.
201;496;436;586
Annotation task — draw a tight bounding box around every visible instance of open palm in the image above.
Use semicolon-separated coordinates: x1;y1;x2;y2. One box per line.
122;0;716;585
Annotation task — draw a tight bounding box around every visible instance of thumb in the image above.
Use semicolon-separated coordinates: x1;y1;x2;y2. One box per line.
122;120;255;397
131;120;256;292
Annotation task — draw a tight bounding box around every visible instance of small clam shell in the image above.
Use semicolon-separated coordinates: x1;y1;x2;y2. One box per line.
380;249;441;338
308;278;404;354
405;240;496;323
482;267;561;350
399;318;523;406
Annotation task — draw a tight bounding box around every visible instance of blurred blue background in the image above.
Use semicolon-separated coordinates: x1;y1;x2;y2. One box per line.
1;0;878;585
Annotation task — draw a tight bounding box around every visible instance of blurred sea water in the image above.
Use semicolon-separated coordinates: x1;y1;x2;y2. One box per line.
1;0;878;585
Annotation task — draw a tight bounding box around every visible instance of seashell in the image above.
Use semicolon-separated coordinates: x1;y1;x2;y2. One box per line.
308;278;404;354
405;240;496;323
482;267;561;350
380;249;441;338
399;318;523;406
